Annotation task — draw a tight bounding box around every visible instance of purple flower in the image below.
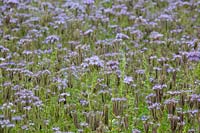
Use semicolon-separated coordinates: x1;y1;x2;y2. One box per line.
0;45;9;52
152;84;167;90
116;33;129;39
149;31;163;40
79;99;89;106
41;2;54;10
21;125;28;130
124;76;133;84
106;60;119;70
187;51;200;62
52;127;60;131
44;35;59;44
0;119;15;128
3;0;19;4
12;116;23;121
14;89;43;108
82;55;104;68
84;29;93;35
135;69;145;74
157;14;173;22
83;0;95;5
132;129;141;133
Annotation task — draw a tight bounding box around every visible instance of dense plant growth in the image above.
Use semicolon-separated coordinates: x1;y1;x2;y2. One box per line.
0;0;200;132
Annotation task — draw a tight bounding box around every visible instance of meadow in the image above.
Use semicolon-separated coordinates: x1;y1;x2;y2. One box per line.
0;0;200;132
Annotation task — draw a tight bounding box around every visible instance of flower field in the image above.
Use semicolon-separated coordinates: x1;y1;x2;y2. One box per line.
0;0;200;132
